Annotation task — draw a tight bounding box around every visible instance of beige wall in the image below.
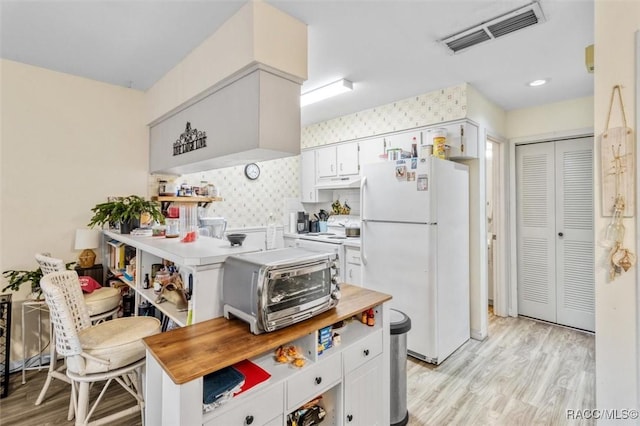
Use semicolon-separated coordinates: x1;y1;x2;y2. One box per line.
506;96;594;140
0;59;148;362
594;1;639;416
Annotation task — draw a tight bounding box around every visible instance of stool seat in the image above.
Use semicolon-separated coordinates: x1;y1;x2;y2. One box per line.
70;317;160;375
83;287;120;317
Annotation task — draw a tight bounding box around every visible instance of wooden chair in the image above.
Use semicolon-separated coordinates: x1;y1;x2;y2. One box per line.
40;270;160;425
33;253;121;410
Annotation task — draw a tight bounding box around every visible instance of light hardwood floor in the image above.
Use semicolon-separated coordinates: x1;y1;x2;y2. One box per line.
0;311;594;425
406;312;595;426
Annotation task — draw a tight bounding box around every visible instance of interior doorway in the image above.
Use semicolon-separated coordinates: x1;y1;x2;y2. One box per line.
515;137;594;332
486;136;508;318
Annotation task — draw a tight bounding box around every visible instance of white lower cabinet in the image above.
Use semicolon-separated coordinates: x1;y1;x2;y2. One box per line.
149;301;389;426
344;246;362;286
287;353;342;410
205;383;284;426
344;355;384;425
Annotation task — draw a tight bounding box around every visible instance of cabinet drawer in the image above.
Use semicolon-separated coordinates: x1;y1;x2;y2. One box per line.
343;329;383;374
207;383;284;426
344;247;361;265
286;354;341;410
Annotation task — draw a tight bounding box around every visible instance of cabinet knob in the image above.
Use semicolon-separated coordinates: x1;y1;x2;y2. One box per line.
363;349;370;356
315;376;322;385
347;414;354;422
558;232;564;237
245;415;254;425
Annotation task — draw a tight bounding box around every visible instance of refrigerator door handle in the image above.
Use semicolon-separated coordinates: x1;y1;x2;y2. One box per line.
360;176;368;265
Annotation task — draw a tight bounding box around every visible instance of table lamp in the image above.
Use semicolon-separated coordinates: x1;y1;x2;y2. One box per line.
75;229;101;268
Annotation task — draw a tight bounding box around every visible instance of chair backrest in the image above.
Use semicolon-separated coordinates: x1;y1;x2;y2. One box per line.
35;253;66;275
40;270;91;357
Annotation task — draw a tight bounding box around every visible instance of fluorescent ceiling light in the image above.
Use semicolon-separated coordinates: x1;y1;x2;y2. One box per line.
301;79;353;107
528;79;549;87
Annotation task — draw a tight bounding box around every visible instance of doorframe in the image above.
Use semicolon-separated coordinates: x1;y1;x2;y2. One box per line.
507;128;594;317
486;132;510;317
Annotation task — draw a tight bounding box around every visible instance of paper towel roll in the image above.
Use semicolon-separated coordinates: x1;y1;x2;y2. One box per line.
289;212;297;234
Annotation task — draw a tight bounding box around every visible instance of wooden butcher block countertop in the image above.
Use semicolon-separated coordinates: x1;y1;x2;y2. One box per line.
143;284;391;384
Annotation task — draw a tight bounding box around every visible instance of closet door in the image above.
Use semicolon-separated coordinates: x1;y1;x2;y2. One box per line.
555;137;594;331
516;137;594;332
516;142;557;323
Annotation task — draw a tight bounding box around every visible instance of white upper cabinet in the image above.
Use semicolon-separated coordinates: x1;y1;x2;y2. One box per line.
317;142;359;178
337;142;360;176
317;145;338;178
358;137;386;170
301;150;331;203
423;121;478;159
384;130;422;155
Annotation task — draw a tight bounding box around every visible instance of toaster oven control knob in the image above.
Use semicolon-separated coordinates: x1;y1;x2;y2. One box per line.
331;289;341;300
331;276;340;285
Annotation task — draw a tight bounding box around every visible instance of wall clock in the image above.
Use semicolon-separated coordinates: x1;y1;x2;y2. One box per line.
244;163;260;180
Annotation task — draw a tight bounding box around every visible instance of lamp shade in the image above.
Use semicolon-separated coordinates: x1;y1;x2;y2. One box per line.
74;229;101;250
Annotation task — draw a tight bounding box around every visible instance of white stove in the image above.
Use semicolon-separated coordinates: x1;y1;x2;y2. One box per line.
299;232;350;244
298;215;360;244
294;216;360;282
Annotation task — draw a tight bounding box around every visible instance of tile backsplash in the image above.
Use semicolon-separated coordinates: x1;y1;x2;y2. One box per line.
150;156;300;228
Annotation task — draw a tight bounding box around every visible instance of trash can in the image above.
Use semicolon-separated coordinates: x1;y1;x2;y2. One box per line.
390;308;411;426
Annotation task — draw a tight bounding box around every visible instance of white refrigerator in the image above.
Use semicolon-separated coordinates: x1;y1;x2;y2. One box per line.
361;157;470;364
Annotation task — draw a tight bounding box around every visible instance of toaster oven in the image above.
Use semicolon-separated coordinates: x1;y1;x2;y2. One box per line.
222;248;340;334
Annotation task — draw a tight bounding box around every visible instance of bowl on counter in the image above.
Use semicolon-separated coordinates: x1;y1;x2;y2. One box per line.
227;233;247;247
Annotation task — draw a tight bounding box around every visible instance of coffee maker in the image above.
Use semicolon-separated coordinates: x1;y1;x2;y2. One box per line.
297;211;309;234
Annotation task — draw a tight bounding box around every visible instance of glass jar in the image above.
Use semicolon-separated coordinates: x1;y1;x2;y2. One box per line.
165;218;180;238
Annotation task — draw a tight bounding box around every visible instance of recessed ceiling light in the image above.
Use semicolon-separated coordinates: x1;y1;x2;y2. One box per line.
301;79;353;107
528;79;549;87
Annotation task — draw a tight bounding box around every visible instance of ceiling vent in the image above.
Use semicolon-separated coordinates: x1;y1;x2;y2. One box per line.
440;1;546;54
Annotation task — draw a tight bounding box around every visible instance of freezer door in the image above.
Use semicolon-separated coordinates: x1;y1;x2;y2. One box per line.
361;159;434;223
361;220;437;361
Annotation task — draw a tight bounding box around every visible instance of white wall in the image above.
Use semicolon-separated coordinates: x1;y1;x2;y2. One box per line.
0;59;148;362
594;1;639;418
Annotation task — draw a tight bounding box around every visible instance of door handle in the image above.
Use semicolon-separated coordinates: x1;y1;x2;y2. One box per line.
360;177;368;265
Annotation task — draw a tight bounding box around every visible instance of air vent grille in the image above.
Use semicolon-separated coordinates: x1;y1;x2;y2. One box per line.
445;29;492;52
487;9;539;38
439;1;546;54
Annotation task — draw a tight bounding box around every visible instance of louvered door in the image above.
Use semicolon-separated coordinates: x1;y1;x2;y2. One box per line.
516;138;594;332
555;138;594;331
516;142;556;323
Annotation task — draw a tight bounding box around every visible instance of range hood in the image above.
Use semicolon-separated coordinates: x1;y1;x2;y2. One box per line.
149;63;303;175
315;176;362;190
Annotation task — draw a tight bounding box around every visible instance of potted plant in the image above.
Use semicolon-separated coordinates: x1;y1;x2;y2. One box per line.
88;195;164;234
2;261;75;299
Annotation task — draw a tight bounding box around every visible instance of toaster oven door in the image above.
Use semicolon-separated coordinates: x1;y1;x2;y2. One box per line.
261;260;335;330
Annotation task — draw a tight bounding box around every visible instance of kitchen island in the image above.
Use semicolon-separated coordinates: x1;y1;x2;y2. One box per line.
143;284;392;425
102;230;263;325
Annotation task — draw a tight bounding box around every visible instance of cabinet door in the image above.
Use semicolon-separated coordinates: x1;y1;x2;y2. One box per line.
300;150;318;203
337;142;359;176
317;146;337;178
386;131;421;154
358;137;386;169
345;263;362;286
435;121;478;159
344;355;384;425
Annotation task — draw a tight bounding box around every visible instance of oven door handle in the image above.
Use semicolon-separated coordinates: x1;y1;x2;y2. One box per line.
360;176;368;266
267;261;330;280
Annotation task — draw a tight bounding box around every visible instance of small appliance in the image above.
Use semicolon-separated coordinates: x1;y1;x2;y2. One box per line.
222;248;340;334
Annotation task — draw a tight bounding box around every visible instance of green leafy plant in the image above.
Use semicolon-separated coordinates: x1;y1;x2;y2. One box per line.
2;262;75;298
88;195;164;228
